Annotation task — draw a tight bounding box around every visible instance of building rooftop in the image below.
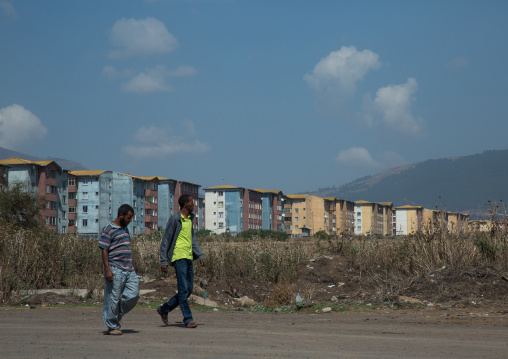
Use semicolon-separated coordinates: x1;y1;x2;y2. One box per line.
253;188;282;194
285;194;308;199
70;170;106;176
0;157;60;169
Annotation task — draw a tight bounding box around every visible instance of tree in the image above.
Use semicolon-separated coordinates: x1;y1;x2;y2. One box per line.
0;182;43;228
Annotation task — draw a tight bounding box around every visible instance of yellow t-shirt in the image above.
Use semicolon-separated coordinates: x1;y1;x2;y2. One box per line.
171;214;193;262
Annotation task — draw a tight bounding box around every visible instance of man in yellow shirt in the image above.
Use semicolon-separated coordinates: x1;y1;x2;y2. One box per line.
158;194;206;328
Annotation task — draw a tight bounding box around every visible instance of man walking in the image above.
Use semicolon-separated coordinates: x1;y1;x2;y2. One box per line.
98;204;140;335
158;194;206;328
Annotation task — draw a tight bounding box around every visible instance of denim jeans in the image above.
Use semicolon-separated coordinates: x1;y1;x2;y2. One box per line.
103;265;140;330
160;259;194;324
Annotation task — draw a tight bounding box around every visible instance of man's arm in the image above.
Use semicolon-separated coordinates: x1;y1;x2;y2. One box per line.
160;215;176;267
101;248;113;282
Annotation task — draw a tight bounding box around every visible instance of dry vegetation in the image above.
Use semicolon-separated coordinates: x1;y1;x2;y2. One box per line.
1;208;507;309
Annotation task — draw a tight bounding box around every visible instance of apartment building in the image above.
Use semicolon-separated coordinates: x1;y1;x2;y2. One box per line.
468;219;490;232
0;158;69;233
204;185;263;234
354;201;393;236
253;189;283;231
393;205;423;235
69;171;145;236
282;194;328;236
324;197;355;234
447;212;469;233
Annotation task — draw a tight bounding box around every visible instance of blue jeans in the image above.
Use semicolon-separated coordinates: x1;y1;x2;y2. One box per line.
103;265;140;330
160;259;194;324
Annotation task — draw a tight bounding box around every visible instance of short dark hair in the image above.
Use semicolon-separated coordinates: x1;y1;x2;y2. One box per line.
178;194;192;208
118;204;134;217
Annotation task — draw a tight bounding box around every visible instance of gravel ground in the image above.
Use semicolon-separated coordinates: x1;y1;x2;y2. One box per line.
1;307;507;359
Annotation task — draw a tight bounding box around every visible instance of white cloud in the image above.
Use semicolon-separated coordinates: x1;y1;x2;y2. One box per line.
108;17;178;59
123;121;210;160
0;1;18;19
0;104;47;150
336;147;380;169
372;78;421;135
336;147;406;170
119;65;197;94
447;56;469;69
304;46;381;95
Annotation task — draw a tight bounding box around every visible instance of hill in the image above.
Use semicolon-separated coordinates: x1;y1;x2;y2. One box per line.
0;147;88;171
313;149;508;217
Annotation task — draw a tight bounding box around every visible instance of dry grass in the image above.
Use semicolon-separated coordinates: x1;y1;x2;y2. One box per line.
1;206;507;304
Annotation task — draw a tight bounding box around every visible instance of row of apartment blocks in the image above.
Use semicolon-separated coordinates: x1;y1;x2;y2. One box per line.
203;187;470;236
0;157;471;236
0;158;203;236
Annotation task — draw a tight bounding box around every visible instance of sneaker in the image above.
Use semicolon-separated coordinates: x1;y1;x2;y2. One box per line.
108;328;122;335
157;307;169;325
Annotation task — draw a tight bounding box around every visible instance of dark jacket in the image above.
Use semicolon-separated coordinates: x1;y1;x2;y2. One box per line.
159;211;204;266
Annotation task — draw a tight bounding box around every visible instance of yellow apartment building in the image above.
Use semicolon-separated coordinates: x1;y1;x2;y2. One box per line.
469;219;491;232
354;201;393;236
283;194;326;236
394;205;423;235
422;209;469;233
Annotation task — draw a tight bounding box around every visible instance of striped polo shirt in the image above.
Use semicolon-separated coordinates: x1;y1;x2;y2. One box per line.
98;223;134;271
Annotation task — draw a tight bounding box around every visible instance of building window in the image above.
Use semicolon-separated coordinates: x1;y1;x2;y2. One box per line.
68;177;76;186
83;206;88;213
62;195;66;204
357;212;361;216
69;206;76;213
219;212;224;218
82;179;88;186
83;219;88;227
82;192;88;200
69;220;75;226
218;223;224;228
295;217;298;222
96;192;99;196
46;185;50;194
295;208;298;213
218;201;224;208
218;191;224;196
69;192;77;200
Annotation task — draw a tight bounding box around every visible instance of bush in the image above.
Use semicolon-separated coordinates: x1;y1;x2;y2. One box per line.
0;182;44;229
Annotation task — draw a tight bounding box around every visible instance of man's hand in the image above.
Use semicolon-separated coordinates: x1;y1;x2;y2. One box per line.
105;268;113;282
161;265;169;273
199;259;206;266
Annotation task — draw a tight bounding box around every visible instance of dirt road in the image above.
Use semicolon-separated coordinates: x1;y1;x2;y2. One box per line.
1;307;507;358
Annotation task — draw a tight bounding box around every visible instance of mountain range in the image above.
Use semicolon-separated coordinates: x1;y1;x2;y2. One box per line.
312;149;508;218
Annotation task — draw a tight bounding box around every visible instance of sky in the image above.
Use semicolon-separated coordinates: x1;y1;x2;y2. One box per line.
1;0;507;194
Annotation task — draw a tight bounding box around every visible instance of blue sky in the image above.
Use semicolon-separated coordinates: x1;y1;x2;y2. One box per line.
1;0;507;194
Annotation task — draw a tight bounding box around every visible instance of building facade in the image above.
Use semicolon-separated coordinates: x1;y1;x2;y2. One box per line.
354;201;393;236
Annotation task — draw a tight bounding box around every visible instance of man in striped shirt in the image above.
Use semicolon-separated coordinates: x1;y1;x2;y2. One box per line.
99;204;139;335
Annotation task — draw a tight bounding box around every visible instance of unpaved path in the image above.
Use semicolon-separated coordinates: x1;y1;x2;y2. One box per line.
1;307;507;358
